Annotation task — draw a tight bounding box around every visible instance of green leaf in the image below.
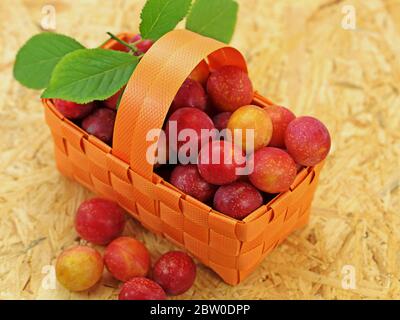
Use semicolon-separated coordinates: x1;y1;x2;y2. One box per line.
42;49;139;104
186;0;238;43
13;33;85;89
140;0;192;41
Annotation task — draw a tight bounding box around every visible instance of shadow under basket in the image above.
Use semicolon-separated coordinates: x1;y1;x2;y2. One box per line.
42;30;325;286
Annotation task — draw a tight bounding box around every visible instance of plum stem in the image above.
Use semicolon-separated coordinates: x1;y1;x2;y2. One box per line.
106;32;138;53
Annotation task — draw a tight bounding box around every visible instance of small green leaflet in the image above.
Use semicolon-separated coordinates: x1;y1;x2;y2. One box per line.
13;33;85;89
42;49;139;104
186;0;238;44
140;0;192;41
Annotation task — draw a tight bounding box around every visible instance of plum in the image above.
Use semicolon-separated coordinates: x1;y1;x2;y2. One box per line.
56;246;104;292
197;140;244;185
111;34;140;52
153;251;196;296
264;105;296;148
75;198;126;245
189;60;210;86
135;39;154;55
81;108;116;144
207;65;253;112
213;112;232;131
227;105;273;152
112;34;153;55
285;116;331;166
104;88;124;110
170;79;207;113
53;99;95;120
213;182;263;220
170;165;217;202
119;277;167;300
249;147;297;194
126;34;153;55
165;107;215;157
104;237;151;282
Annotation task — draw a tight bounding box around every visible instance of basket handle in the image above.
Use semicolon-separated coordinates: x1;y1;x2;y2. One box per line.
112;29;248;180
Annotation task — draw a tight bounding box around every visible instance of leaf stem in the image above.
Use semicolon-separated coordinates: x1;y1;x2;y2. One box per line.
106;32;138;53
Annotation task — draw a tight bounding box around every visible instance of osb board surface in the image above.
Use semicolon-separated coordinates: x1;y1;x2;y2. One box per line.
0;0;399;300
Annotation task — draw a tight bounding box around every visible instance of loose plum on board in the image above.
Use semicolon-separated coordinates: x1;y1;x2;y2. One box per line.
104;237;151;282
213;182;263;220
165;107;215;156
189;60;210;86
53;99;95;120
75;198;126;245
227;105;273;152
56;246;104;292
249;147;297;194
285;116;331;167
170;79;207;113
82;108;116;144
153;251;196;296
197;140;244;185
264;105;296;148
213;112;232;131
207;65;254;112
170;165;217;202
119;277;167;300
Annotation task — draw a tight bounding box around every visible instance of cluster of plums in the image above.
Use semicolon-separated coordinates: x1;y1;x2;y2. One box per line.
157;65;330;220
56;198;196;300
52;33;331;221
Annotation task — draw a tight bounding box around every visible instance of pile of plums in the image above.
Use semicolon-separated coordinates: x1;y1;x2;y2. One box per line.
158;65;330;220
56;198;196;300
52;34;331;221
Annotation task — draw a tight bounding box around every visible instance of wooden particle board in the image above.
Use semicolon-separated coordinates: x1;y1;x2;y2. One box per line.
0;0;399;300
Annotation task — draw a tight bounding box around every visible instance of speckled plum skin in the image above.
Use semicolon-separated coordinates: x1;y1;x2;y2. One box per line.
213;112;232;131
170;79;207;113
165;107;215;155
153;251;196;296
104;237;151;282
82;108;116;144
197;140;244;185
207;66;254;112
75;198;126;245
249;147;297;194
213;182;263;220
56;246;104;292
264;105;296;148
170;165;217;202
53;99;95;120
227;105;273;152
119;277;167;300
189;60;210;86
285;116;331;166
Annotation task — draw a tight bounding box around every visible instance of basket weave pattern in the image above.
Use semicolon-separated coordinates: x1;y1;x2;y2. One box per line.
43;30;324;285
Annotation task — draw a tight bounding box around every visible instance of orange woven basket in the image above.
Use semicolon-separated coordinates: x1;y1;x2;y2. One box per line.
42;30;325;285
